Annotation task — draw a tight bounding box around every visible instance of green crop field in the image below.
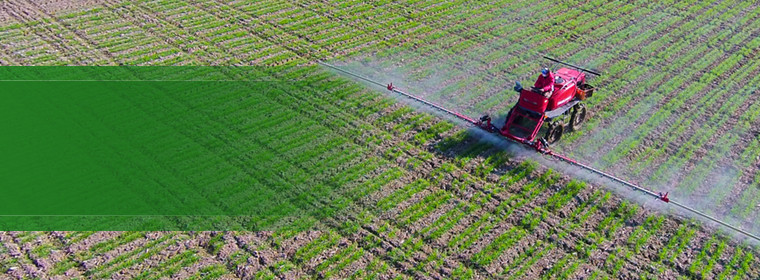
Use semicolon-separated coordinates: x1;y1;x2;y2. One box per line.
1;0;760;279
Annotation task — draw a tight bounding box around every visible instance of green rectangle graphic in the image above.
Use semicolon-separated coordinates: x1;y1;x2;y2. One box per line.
0;66;371;230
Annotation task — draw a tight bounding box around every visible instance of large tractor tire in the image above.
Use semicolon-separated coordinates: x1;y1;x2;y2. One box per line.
570;103;587;131
545;119;564;144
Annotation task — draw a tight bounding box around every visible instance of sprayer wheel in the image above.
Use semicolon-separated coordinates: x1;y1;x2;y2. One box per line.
545;120;564;144
570;103;587;131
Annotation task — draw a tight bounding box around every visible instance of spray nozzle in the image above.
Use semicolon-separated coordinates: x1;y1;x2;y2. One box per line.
658;192;669;203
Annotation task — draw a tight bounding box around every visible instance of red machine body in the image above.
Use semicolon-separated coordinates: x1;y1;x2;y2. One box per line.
549;68;586;109
498;67;594;144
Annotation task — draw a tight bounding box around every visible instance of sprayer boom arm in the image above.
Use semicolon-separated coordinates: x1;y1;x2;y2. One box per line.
543;56;601;76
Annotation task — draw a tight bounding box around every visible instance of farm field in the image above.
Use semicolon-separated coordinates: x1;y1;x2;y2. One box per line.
1;0;760;279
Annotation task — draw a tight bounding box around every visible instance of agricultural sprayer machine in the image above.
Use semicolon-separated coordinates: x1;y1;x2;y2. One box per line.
477;56;598;150
318;57;760;242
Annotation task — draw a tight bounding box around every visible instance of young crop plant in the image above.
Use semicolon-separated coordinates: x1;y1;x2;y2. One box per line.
715;247;755;280
413;120;454;145
315;243;364;279
87;234;183;279
474;151;510;178
396;190;453;227
540;254;575;280
602;248;631;279
449;168;556;254
420;201;479;241
206;233;226;256
520;207;548;231
186;264;228;280
546;180;586;212
506;244;554;280
293;231;341;264
470;226;526;267
626;215;664;253
132;249;201;279
657;223;696;270
350;257;391;279
392;113;433;134
377;179;431;210
686;236;727;280
435;129;470;152
455;141;494;168
50;257;80;276
76;232;146;260
600;201;638;238
451;263;475;280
